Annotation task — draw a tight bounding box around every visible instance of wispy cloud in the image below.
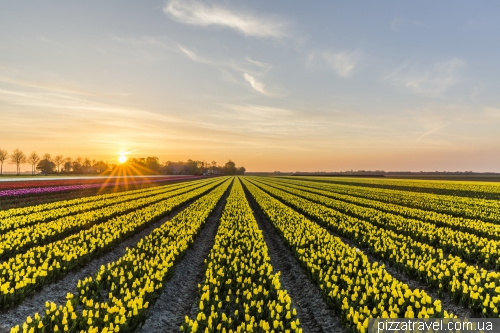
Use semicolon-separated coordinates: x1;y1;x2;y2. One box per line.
111;35;171;49
195;104;380;145
482;107;500;120
391;16;430;32
243;73;270;96
245;57;272;73
174;44;280;95
36;35;57;45
163;0;288;38
115;35;281;95
463;19;489;31
178;45;206;63
385;59;465;95
0;75;97;96
415;120;456;142
0;88;183;124
322;50;360;77
390;18;404;32
112;33;282;96
112;35;209;65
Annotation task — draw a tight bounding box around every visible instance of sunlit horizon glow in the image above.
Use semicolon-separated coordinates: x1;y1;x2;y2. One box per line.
1;2;499;172
118;154;128;164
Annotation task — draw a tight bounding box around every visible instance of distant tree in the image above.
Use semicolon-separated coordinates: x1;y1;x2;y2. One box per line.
183;159;203;175
237;166;246;175
160;161;170;175
72;157;82;173
92;160;109;174
9;148;26;175
28;152;41;175
146;156;161;173
0;149;8;176
83;158;92;173
224;160;237;175
42;153;52;162
63;157;72;173
54;155;64;173
129;157;146;170
37;159;56;174
195;160;204;175
160;161;181;175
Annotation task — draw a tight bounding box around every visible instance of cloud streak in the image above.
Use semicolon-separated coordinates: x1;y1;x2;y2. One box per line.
163;0;288;38
321;50;360;77
243;73;270;96
245;57;272;73
385;59;465;95
391;17;430;32
0;75;98;96
415;120;456;142
193;104;381;145
178;45;206;63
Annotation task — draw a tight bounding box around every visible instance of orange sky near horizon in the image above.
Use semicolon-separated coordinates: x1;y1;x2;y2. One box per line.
0;140;498;173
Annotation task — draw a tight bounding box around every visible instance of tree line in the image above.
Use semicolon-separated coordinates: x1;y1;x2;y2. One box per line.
0;148;245;176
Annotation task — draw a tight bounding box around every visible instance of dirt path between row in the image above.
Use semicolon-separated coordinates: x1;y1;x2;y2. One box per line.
250;179;476;319
320;223;476;318
136;183;231;333
0;177;199;211
0;191;215;332
243;183;347;333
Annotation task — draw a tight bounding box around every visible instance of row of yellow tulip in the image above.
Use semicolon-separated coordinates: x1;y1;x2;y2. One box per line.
290;176;500;198
0;178;227;311
0;179;218;260
11;178;232;333
0;178;203;221
245;178;500;317
253;178;500;269
182;178;301;333
0;189;131;220
0;178;211;234
263;177;500;240
286;177;500;223
241;179;454;333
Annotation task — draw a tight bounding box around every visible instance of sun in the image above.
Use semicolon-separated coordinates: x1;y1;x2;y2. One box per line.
118;154;128;164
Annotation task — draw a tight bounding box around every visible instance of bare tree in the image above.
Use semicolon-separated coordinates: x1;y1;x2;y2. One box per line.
72;156;83;173
9;149;26;175
63;157;73;173
211;160;217;174
28;151;41;175
42;153;52;162
82;158;92;173
0;149;8;176
54;155;64;173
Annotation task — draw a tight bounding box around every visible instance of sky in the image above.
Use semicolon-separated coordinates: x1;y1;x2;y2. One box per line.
1;1;499;172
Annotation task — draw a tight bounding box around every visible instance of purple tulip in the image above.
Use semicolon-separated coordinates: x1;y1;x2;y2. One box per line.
0;176;202;198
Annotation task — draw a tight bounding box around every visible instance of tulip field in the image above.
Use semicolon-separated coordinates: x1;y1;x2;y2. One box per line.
1;176;500;332
0;176;203;211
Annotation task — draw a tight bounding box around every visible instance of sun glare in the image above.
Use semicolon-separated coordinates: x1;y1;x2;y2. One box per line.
118;154;128;164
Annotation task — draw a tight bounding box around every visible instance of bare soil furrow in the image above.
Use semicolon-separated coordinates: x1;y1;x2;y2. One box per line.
242;182;346;333
250;179;476;319
136;183;231;333
320;224;476;319
0;194;207;331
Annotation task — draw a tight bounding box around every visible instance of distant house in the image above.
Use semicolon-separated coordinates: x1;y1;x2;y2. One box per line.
164;162;185;175
203;168;219;176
